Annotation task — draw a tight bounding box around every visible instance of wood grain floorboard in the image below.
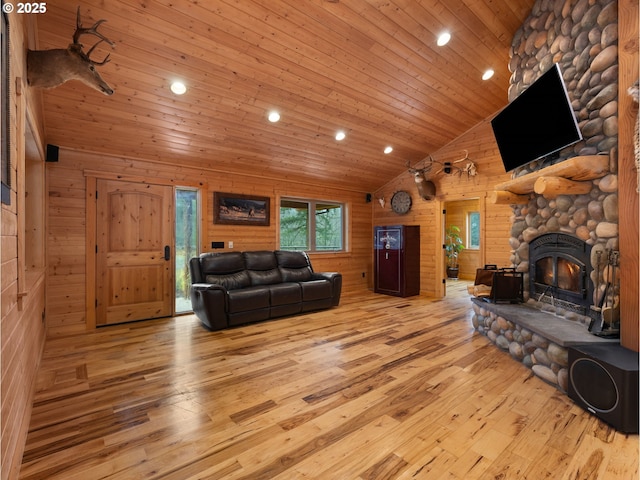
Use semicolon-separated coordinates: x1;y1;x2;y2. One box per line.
19;282;639;479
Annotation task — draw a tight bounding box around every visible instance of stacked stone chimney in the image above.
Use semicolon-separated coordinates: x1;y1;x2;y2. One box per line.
507;0;619;322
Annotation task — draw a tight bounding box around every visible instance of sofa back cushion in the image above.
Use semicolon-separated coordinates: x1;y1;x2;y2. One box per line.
276;250;313;282
244;251;283;286
199;252;251;290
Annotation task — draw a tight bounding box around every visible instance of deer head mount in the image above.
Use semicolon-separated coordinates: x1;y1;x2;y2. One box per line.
406;159;437;201
406;151;478;200
27;7;115;95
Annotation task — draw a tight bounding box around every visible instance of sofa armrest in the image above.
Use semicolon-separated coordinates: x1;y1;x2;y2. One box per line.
312;272;342;306
190;283;228;330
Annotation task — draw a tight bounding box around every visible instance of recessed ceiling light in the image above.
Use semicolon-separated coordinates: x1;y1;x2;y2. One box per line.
170;81;187;95
268;111;281;122
335;130;346;141
482;69;495;80
384;146;393;154
437;32;451;46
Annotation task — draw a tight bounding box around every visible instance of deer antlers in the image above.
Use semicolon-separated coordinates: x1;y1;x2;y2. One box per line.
71;7;115;65
405;155;437;176
412;150;478;178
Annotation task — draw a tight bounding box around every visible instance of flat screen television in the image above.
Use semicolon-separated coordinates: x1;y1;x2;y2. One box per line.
491;63;583;172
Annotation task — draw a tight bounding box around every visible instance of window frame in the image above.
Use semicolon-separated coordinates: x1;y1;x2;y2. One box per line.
279;197;346;253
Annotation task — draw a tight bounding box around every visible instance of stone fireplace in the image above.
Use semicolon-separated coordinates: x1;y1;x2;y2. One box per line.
509;179;618;327
504;0;620;326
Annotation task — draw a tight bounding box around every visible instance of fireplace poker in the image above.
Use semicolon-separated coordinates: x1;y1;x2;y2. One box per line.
594;250;602;307
598;249;613;330
588;250;603;332
593;280;610;332
602;251;620;328
594;251;620;338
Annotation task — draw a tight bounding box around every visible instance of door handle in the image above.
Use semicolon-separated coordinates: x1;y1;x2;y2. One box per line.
164;246;171;261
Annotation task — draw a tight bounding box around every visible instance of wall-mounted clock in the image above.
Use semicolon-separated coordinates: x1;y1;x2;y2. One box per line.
391;190;412;214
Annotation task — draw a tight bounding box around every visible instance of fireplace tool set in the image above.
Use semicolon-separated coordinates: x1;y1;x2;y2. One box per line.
589;249;620;338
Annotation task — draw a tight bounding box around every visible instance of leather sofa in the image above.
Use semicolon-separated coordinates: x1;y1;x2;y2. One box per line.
189;250;342;330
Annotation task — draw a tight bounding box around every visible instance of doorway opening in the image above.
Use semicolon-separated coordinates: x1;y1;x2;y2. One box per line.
443;198;481;296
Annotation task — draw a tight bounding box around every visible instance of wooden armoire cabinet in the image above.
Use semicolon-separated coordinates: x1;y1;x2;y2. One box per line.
374;225;420;297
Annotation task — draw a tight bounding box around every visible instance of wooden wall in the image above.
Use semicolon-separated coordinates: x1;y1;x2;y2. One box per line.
0;15;47;480
373;119;513;297
618;0;639;351
45;149;374;337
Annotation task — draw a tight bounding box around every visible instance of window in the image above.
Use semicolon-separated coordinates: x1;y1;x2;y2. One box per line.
467;211;480;249
280;198;344;252
175;188;199;313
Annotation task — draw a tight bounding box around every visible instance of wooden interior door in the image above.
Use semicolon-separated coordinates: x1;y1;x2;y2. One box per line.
96;179;174;325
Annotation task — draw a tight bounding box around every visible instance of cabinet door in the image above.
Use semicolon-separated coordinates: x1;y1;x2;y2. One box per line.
375;227;402;294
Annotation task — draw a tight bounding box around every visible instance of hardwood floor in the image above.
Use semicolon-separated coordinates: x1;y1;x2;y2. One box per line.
20;284;639;479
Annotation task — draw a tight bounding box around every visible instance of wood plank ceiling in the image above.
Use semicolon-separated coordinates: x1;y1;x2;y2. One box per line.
31;0;535;192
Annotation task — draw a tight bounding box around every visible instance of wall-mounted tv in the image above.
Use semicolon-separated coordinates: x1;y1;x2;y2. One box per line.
491;63;583;172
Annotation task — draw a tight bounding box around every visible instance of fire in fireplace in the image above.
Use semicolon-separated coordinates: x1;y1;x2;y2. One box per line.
535;256;583;294
529;233;593;314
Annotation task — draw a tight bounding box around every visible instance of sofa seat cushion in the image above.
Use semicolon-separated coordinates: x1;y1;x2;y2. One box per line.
280;267;312;283
300;279;332;301
227;286;270;313
269;283;302;306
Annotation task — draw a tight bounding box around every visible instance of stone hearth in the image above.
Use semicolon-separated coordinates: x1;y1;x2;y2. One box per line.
470;298;617;392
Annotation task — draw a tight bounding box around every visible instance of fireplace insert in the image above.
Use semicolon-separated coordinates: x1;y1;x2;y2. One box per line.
529;233;593;314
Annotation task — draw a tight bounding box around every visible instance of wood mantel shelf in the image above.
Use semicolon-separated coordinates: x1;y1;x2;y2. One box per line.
490;154;610;204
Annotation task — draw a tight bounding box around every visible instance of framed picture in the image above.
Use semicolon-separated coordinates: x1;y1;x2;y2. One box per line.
213;192;270;226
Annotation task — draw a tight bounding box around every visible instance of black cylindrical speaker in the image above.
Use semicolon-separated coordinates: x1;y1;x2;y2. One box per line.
568;344;639;433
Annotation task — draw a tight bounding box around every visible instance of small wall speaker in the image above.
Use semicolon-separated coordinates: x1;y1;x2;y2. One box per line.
46;144;59;162
568;344;638;433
